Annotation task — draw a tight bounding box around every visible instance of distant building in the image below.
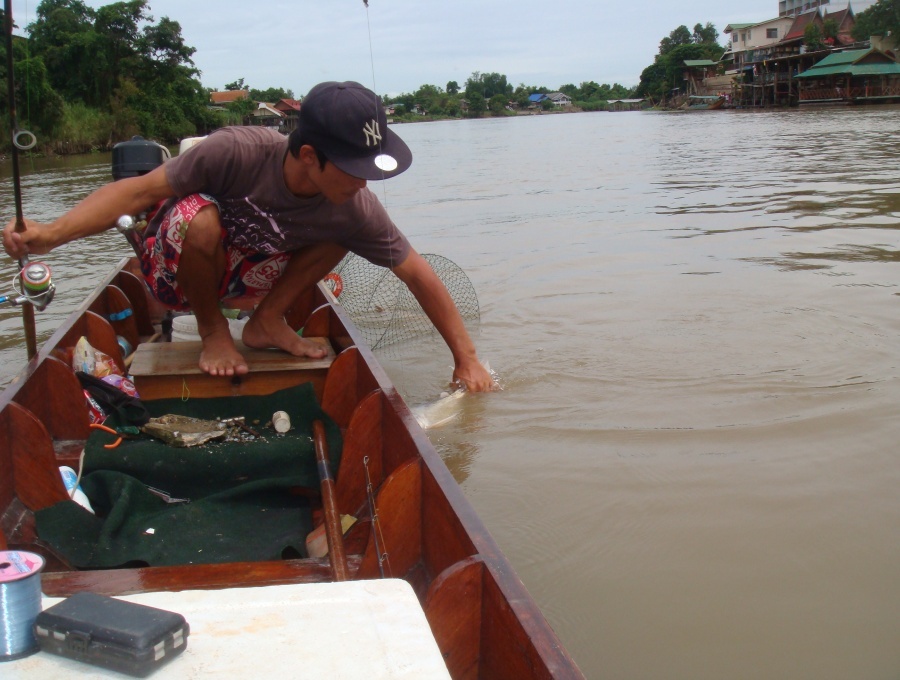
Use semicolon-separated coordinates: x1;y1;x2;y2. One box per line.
723;0;888;108
209;90;250;105
546;92;573;106
273;98;301;132
725;3;860;72
249;102;284;129
726;17;795;69
795;47;900;103
778;0;876;18
273;99;301;115
606;98;646;111
779;0;829;17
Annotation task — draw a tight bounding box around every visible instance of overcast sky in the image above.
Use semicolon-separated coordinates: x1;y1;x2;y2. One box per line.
9;0;865;97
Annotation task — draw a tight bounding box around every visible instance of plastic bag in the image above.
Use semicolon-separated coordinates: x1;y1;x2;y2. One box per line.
77;372;150;426
101;374;140;399
72;336;122;378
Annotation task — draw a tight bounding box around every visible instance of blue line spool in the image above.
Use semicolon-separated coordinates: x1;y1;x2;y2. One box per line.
0;550;45;661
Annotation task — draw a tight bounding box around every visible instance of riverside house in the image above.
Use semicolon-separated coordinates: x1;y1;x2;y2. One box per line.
794;47;900;103
722;0;900;107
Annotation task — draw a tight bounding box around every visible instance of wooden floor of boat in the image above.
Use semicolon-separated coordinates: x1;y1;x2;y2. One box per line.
129;337;335;399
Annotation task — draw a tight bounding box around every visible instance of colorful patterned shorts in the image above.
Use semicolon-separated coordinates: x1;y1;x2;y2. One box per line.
140;194;290;310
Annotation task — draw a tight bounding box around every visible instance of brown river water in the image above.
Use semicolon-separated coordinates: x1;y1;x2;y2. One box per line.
2;108;900;679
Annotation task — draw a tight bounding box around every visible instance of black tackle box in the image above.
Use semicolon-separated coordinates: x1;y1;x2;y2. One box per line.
33;592;189;677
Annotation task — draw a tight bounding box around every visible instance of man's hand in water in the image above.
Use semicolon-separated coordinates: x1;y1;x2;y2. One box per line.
453;357;497;392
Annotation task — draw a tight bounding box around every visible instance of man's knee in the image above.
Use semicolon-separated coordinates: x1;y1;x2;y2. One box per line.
182;205;223;253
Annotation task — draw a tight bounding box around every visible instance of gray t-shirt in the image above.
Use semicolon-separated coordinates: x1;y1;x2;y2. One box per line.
163;126;410;268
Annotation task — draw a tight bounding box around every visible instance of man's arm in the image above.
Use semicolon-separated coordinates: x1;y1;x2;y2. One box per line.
3;164;174;258
392;248;495;392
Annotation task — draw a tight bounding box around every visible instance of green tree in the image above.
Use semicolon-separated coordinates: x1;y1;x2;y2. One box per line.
139;15;196;79
224;78;246;91
413;83;443;113
464;71;511;100
446;80;459;94
25;0;209;144
250;86;294;102
659;25;692;55
578;81;601;100
0;26;65;142
851;0;900;41
804;22;826;51
488;93;507;115
466;91;486;117
225;96;255;125
692;22;719;45
27;0;101;104
89;1;151;107
637;23;722;101
444;98;461;117
559;83;578;99
609;83;633;99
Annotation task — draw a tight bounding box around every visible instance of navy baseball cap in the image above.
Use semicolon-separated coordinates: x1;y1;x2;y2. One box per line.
299;81;412;180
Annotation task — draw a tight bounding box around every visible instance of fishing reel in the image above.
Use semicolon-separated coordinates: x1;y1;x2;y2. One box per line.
0;261;56;311
116;215;147;258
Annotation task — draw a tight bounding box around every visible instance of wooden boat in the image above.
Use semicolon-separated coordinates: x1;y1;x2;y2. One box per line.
682;94;726;110
0;256;583;678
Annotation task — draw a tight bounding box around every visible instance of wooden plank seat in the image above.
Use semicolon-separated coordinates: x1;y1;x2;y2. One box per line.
129;338;336;400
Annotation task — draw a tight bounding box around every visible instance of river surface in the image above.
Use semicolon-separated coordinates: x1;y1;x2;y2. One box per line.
2;108;900;679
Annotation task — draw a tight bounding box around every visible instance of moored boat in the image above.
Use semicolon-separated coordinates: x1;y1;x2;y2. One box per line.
682;94;726;110
0;252;583;677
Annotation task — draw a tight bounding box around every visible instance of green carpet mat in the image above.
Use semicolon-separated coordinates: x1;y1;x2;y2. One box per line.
36;383;342;568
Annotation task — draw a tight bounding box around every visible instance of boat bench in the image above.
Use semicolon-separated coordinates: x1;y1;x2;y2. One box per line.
8;581;451;679
129;338;336;401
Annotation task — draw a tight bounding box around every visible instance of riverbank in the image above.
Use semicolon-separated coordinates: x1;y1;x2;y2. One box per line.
1;107;597;162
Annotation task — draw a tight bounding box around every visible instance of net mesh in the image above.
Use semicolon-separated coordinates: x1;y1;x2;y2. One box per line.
325;253;479;349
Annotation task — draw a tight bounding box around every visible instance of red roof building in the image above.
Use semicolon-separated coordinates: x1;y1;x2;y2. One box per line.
209;90;250;105
274;99;302;114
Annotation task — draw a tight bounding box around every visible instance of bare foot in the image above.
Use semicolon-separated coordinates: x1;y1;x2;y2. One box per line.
242;313;327;359
198;325;249;376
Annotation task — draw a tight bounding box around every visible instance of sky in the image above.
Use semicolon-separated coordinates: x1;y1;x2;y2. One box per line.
8;0;871;97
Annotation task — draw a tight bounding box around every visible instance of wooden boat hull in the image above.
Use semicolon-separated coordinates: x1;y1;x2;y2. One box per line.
684;97;725;110
0;257;583;679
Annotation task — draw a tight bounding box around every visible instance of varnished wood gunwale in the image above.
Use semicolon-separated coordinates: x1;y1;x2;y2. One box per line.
0;256;583;679
40;555;364;598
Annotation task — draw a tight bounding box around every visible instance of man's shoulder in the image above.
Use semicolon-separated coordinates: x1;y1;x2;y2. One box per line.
177;126;285;169
207;126;286;147
349;188;387;221
166;126;286;195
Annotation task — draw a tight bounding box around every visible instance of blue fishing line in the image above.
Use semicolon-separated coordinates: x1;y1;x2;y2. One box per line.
0;551;44;661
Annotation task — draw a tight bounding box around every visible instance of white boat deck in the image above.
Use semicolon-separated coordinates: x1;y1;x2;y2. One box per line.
9;579;451;679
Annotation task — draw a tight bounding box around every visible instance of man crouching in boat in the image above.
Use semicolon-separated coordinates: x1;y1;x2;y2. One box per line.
2;81;495;391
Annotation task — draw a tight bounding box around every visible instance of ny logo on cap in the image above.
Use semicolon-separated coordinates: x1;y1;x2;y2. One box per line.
363;119;382;147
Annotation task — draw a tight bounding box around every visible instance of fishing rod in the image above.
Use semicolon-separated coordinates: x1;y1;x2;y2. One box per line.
3;0;54;358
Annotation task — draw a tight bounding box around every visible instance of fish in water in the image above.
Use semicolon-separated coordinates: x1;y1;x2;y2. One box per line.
411;361;499;430
412;389;466;430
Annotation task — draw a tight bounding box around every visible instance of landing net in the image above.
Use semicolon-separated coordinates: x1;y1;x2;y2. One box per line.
325;253;479;349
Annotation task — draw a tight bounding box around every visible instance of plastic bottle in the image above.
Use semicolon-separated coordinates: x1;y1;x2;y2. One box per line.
59;466;95;514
